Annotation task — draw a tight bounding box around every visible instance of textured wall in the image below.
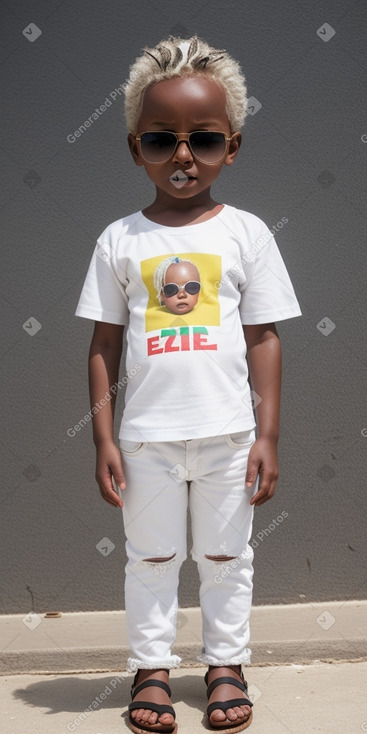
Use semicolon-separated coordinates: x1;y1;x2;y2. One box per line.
1;0;367;614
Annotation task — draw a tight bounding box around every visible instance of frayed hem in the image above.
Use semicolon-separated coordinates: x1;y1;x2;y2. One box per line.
127;655;181;672
196;652;252;666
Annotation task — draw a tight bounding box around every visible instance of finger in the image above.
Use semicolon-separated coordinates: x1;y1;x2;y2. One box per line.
250;476;277;506
110;476;125;508
245;458;260;487
112;467;126;491
102;493;122;508
99;472;123;508
101;486;123;508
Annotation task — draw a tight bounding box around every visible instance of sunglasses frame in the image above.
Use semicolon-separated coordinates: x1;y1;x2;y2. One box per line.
134;130;236;164
161;281;202;298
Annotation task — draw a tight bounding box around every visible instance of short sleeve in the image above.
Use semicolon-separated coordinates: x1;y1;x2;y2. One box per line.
75;238;129;325
240;225;302;325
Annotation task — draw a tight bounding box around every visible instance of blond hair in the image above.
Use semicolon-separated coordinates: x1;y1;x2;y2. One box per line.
124;35;247;134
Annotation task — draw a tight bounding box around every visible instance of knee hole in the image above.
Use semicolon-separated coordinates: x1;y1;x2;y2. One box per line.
143;553;176;563
205;554;237;562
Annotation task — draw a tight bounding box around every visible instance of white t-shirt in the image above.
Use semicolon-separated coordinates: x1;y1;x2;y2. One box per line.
76;204;301;442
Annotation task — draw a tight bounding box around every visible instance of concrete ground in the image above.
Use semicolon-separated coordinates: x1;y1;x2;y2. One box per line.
0;601;366;733
1;662;366;734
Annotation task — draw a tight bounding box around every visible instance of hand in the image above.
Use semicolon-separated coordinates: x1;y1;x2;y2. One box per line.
245;437;279;507
95;440;126;508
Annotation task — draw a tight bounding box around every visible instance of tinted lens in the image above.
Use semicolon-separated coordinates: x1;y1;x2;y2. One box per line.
162;282;201;298
162;283;179;297
140;132;176;162
190;132;226;162
184;281;201;295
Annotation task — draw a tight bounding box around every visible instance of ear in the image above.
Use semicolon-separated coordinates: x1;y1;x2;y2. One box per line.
224;132;242;166
128;133;145;167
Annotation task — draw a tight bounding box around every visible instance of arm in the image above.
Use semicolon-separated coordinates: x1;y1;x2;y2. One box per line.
88;321;126;508
243;323;281;506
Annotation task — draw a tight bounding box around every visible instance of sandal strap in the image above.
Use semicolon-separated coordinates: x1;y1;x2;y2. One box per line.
204;668;245;686
207;697;253;717
131;678;172;699
206;675;248;699
129;700;176;719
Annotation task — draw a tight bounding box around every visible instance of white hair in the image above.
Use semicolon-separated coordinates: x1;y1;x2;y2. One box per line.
124;35;248;134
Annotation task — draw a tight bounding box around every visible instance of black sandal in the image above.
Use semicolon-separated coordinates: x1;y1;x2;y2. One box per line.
128;670;178;734
204;667;253;732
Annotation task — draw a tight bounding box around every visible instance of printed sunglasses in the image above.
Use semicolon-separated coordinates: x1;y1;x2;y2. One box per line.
162;281;201;298
134;131;235;164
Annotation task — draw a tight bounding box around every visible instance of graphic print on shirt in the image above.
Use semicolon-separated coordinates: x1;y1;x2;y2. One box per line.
140;253;221;356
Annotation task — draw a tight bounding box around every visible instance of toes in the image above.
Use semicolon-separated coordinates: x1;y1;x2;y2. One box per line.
230;705;251;721
147;711;159;724
159;713;174;724
224;707;239;721
133;708;174;727
209;708;227;723
233;705;246;718
134;707;158;724
210;705;251;724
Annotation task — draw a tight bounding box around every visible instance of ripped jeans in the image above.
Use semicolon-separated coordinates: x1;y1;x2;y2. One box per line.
119;430;257;672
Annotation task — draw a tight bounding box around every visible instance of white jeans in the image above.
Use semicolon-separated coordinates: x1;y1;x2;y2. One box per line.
119;429;257;672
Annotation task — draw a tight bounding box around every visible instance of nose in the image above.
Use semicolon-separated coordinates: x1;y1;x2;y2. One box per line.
172;140;193;164
177;286;187;298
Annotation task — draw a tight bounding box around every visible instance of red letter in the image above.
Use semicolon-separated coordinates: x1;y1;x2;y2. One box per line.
147;336;163;355
179;327;190;351
193;327;217;350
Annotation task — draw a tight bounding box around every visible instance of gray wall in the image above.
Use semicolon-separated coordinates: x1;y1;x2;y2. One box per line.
1;0;367;614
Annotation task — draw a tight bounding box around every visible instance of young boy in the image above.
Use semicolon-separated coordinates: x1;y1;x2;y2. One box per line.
76;35;301;733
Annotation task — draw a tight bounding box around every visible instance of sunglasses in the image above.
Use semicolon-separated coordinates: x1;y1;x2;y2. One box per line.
135;131;235;164
162;281;201;298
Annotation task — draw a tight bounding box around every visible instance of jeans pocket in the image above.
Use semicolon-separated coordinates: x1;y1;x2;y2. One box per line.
225;429;255;450
119;439;148;456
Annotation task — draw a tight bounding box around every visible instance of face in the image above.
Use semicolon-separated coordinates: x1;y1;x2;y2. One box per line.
160;262;200;315
128;76;241;205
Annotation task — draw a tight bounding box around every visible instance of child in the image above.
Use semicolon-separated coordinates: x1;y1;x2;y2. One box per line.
76;35;301;733
154;256;201;314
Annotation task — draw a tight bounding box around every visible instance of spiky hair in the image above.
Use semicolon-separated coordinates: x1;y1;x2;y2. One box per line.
124;35;248;134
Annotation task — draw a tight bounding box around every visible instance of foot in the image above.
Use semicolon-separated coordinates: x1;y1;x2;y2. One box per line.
130;668;175;731
207;665;252;728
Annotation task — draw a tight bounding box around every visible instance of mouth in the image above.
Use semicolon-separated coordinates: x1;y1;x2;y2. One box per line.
169;170;196;188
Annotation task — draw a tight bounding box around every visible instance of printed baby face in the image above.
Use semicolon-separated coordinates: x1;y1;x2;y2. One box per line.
160;261;201;315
